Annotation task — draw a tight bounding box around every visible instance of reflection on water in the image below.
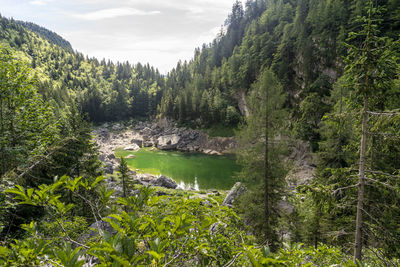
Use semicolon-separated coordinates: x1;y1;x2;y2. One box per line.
115;148;241;190
177;177;200;190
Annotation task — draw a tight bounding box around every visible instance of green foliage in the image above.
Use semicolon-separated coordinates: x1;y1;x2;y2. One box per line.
0;45;58;177
0;15;166;123
310;2;400;260
236;69;287;247
16;20;73;51
202;124;236;137
54;243;84;267
118;157;133;199
3;177;254;266
0;1;400;265
2;175;398;266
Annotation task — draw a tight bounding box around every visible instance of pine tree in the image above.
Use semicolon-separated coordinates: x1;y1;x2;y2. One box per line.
236;69;287;247
341;1;399;262
118;158;132;199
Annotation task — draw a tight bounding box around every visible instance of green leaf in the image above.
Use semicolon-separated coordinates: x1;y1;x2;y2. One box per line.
91;176;106;188
146;250;164;261
109;254;131;266
246;250;260;267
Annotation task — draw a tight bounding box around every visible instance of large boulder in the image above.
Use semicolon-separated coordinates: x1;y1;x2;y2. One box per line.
140;127;153;136
150;175;177;189
157;134;180;150
131;138;143;147
222;182;246;207
124;143;140;151
143;139;155;147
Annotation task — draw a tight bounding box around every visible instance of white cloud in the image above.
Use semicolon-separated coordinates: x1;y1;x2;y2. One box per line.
2;0;237;73
29;0;52;6
71;7;160;21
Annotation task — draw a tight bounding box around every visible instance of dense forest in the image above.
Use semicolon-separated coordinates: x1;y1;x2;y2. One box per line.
0;15;166;123
0;0;400;265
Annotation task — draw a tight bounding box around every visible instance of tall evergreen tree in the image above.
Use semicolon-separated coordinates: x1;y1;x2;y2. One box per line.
236;69;287;247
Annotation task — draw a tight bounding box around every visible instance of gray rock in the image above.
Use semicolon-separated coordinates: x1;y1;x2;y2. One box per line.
150;175;177;189
112;123;123;131
104;163;113;174
143;140;154;147
87;218;117;239
157;134;180;150
140;127;153;136
156;117;170;129
128;170;137;176
222;182;246;207
124;144;140;151
131;138;143;147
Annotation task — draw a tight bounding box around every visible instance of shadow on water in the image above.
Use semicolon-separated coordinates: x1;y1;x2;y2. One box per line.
115;148;241;190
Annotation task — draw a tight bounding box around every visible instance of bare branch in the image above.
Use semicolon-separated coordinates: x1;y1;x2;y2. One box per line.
73;191;103;235
17;150;55;179
46;212;89;249
332;184;358;195
365;177;398;191
365;246;396;267
222;252;243;267
366;170;400;179
367;111;400;116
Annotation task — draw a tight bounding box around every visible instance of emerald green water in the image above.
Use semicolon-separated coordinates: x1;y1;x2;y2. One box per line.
115;148;241;190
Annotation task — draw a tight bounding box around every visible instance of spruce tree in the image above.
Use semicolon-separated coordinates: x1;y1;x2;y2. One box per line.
340;1;399;262
236;69;287;247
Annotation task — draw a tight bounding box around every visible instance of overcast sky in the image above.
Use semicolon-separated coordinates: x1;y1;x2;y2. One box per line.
0;0;237;73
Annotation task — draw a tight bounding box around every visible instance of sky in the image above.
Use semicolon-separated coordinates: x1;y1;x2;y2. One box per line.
0;0;237;73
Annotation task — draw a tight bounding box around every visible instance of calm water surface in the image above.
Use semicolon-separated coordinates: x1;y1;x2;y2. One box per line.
115;148;241;190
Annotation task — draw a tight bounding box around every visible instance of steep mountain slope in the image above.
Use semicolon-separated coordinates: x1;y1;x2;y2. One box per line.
158;0;400;139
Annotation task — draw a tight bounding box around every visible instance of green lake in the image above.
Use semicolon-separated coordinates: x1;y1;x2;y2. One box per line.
115;148;241;190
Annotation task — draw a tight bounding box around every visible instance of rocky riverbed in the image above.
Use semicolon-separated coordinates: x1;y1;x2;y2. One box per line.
93;119;237;176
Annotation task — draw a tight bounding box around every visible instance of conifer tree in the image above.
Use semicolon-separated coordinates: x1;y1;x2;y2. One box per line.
236;69;287;247
340;1;399;262
118;157;131;199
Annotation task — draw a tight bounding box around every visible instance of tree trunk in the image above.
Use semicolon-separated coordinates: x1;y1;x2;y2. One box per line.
354;97;368;264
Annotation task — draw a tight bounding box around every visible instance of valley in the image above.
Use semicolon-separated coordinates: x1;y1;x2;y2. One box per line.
0;0;399;266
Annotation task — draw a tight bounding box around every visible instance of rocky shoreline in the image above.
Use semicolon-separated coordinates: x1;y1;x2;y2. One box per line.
94;119;237;176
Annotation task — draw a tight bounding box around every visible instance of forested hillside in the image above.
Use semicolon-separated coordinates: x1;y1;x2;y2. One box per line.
159;0;400;139
15;20;73;52
0;14;166;123
0;0;400;266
